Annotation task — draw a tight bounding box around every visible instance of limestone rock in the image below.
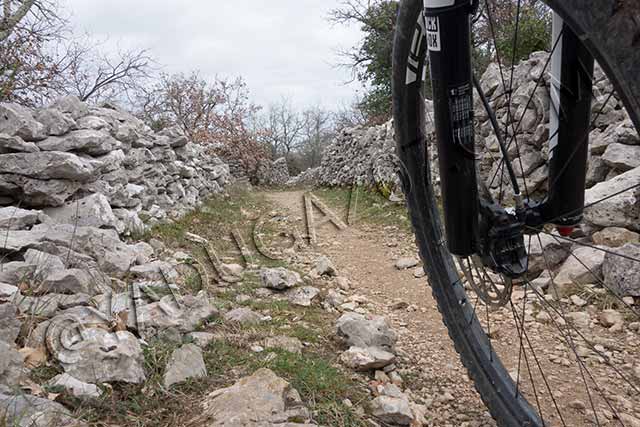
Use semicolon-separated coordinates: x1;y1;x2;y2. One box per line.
0;392;83;427
163;343;207;388
199;368;315;426
133;292;218;337
315;255;337;276
340;346;396;371
0;133;39;153
0;103;46;141
601;143;640;172
0;206;45;230
35;108;77;136
0;340;24;387
41;268;108;296
186;332;216;348
57;328;145;384
263;336;303;354
47;373;102;399
286;286;320;307
395;257;419;270
552;246;606;296
44;193;118;229
224;307;263;324
259;267;301;290
584;166;640;231
592;227;640;247
0;152;99;181
38;130;121;156
336;312;397;351
603;243;640;296
51;96;89;119
370;395;414;426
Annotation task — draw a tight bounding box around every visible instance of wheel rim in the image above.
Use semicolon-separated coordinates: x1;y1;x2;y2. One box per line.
397;1;640;425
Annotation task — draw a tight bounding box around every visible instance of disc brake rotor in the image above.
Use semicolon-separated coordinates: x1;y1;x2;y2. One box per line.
457;255;514;308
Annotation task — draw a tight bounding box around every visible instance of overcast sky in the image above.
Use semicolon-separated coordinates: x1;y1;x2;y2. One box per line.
63;0;365;111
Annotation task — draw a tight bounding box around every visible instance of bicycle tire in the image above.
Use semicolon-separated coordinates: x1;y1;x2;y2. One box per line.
392;1;640;426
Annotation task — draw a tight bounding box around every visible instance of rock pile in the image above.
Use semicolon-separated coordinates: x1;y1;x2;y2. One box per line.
256;157;290;186
0;96;231;230
0;96;231;425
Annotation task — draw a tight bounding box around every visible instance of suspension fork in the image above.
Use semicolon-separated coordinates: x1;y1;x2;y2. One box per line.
541;13;594;229
425;0;478;256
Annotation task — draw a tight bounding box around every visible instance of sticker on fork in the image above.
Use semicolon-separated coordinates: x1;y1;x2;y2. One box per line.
426;16;441;51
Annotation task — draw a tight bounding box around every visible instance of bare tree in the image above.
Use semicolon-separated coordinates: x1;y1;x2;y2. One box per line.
0;0;58;39
334;98;367;130
262;98;305;159
0;0;67;105
60;37;155;103
300;106;332;169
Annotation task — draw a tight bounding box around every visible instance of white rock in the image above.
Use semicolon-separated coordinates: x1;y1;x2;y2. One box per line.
395;257;418;270
48;373;102;398
163;344;207;388
340;346;396;371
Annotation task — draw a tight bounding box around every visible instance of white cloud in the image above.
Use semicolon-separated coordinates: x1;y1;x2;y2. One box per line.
64;0;365;110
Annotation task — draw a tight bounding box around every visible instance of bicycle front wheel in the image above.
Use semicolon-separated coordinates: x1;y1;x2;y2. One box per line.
393;0;640;426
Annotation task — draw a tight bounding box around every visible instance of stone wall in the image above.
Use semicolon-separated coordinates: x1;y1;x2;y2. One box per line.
0;96;232;414
292;52;638;225
256;157;290;186
0;96;231;234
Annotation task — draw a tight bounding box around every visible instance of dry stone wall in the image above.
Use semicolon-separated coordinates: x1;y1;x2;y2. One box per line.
0;96;231;420
0;96;231;233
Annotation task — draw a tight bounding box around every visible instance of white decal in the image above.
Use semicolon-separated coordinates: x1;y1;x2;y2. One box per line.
426;16;441;52
425;0;455;7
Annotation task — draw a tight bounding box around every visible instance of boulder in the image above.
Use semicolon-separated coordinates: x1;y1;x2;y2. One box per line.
51;96;89;119
34;224;136;277
0;340;24;387
286;286;320;307
224;307;263;325
0;392;83;427
335;313;397;352
527;233;571;275
340;346;396;371
0;206;46;230
370;395;414;426
133;292;218;337
315;255;337;276
601;143;640;172
603;243;640;297
263;336;303;354
259;267;301;290
186;332;216;348
584;166;640;231
41;268;108;296
199;368;314;426
38;129;121;156
35;108;77;136
57;328;145;384
0;174;83;207
551;246;606;297
0;133;39;153
395;257;419;270
0;103;46;141
0;284;18;299
0;152;99;181
47;373;102;399
592;227;640;247
163;343;207;388
12;292;90;317
44;193;118;229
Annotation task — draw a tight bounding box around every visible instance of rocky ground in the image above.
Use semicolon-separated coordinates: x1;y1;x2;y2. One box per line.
0;51;639;426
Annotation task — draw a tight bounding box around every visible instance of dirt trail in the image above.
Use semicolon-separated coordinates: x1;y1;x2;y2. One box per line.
266;190;497;427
